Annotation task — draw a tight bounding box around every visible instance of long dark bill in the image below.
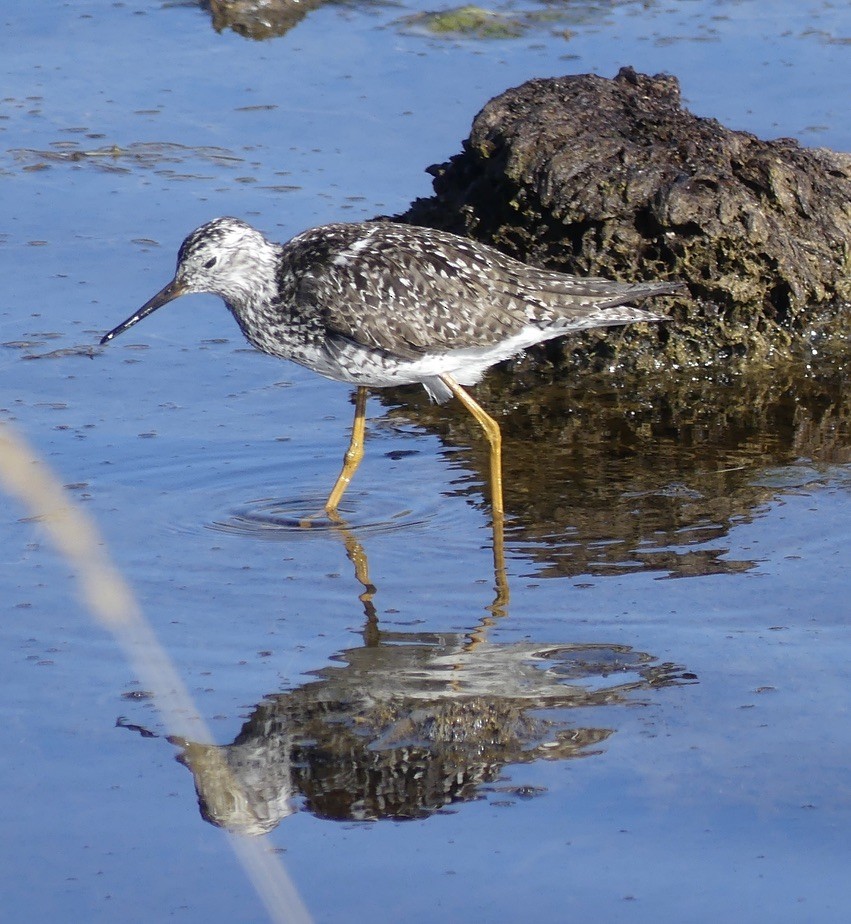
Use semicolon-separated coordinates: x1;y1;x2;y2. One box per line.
100;278;188;345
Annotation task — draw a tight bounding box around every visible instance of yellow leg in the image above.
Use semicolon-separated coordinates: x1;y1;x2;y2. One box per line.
325;386;368;514
438;373;504;520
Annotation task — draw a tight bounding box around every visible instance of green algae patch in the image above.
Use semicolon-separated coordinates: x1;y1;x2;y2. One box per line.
401;5;529;39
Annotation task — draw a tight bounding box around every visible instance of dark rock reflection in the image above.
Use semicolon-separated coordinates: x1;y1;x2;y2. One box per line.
199;0;325;39
380;365;851;579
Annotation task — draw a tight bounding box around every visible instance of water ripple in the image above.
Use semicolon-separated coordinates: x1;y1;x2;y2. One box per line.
208;494;440;539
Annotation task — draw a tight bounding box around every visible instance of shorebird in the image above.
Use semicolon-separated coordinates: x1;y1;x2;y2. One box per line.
101;217;681;518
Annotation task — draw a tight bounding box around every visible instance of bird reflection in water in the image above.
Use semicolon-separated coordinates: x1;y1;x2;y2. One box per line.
328;509;509;636
123;521;693;836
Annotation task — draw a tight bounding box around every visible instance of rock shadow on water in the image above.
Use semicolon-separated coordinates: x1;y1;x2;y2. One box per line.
162;629;691;834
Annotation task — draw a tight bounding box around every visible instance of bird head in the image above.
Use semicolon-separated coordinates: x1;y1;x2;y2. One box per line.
100;217;276;345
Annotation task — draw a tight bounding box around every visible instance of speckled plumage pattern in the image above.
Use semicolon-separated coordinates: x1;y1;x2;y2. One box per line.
102;217;680;402
101;216;685;515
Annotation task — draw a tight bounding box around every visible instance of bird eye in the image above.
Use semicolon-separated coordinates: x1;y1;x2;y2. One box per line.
204;257;217;269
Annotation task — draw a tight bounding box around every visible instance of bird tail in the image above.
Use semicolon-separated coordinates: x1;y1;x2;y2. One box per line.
595;279;686;309
532;279;684;332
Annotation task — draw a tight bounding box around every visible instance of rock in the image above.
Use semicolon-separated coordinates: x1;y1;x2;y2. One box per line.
401;67;851;371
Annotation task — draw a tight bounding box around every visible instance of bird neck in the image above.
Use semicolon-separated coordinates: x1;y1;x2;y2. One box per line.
218;242;281;317
219;245;294;354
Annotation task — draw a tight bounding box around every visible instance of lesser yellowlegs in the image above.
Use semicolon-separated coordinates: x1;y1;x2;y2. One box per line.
101;218;682;517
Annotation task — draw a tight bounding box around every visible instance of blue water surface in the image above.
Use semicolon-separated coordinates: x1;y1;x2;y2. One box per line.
2;1;851;922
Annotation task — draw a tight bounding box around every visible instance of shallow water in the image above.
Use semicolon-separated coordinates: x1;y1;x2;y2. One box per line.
2;1;851;922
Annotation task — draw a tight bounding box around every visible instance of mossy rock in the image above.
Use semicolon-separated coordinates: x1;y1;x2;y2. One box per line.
399;68;851;372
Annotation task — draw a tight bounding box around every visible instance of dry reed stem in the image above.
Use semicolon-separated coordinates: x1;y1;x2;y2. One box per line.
0;421;312;924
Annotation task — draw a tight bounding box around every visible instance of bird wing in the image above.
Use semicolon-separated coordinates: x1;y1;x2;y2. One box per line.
290;222;676;359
